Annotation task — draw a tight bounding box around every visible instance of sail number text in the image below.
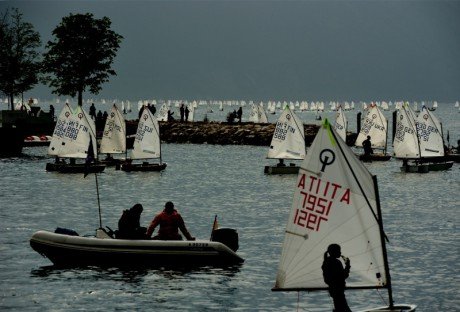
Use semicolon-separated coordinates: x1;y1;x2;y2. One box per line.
273;121;295;141
293;174;351;232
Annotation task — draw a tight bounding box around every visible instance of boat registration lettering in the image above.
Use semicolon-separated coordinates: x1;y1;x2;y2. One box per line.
189;243;208;247
293;174;351;232
273;121;295;141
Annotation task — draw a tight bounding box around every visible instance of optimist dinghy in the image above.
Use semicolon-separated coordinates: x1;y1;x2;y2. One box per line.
30;227;243;267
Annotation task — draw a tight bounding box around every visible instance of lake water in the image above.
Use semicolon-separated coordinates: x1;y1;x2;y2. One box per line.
0;103;458;311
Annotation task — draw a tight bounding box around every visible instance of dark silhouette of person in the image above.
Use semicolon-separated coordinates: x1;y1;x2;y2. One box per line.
185;105;190;122
362;135;373;156
96;110;103;120
149;103;156;116
179;104;185;122
146;201;195;241
89;103;96;120
167;110;174;121
237;106;243;123
322;244;352;312
116;203;147;239
276;159;286;167
103;110;108;121
49;105;55;118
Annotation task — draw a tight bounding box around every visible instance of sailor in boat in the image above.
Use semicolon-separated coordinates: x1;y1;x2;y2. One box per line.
322;244;352;312
146;201;195;241
184;105;190;122
276;159;286;167
115;203;147;239
362;135;373;157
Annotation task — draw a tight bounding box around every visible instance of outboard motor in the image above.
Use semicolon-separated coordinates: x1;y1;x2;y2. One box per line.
211;228;239;252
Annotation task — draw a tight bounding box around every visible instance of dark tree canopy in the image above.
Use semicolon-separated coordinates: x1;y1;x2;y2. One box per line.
0;8;41;110
42;13;123;106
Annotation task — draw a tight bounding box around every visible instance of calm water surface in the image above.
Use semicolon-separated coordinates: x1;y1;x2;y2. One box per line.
0;104;458;311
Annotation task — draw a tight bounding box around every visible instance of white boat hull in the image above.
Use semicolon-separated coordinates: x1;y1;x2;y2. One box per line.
30;230;244;267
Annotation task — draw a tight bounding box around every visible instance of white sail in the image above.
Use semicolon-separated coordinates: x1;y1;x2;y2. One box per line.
156;103;169;121
393;103;420;158
131;108;161;159
333;106;347;142
248;103;259;122
257;103;268;123
355;104;387;150
249;103;269;123
415;107;444;157
186;103;195;122
48;104;97;159
274;119;387;291
267;106;305;160
99;104;126;154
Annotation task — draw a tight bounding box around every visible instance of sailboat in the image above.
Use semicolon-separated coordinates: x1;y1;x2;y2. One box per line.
394;103;453;172
355;103;391;161
99;104;126;166
119;106;166;172
46;104;105;174
248;102;268;123
264;106;305;174
272;119;416;312
333;105;347;142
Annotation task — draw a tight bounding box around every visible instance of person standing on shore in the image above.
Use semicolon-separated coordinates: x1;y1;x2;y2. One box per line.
185;105;190;122
89;103;96;120
237;106;243;123
180;103;185;122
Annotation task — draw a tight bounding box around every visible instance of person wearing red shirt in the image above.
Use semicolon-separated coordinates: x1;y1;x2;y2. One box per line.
146;201;195;241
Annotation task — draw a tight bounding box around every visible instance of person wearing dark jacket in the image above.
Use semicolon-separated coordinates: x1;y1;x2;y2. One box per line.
322;243;352;312
117;203;147;239
362;135;373;156
146;201;195;241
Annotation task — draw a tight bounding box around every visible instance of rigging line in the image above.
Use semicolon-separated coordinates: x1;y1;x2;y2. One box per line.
327;123;388;242
290;107;305;141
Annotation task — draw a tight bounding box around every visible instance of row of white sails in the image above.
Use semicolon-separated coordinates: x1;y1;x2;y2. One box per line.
48;103;163;167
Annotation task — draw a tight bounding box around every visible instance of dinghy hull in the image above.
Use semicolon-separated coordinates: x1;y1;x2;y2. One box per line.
359;153;392;162
46;163;106;174
264;165;299;174
119;162;167;172
30;230;243;267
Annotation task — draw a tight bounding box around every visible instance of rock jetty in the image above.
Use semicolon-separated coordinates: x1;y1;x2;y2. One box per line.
126;120;358;146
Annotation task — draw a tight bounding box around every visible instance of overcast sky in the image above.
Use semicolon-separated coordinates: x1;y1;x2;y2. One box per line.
2;0;460;102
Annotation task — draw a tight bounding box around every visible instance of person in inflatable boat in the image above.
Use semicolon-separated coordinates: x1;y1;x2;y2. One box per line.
116;203;147;239
146;201;195;241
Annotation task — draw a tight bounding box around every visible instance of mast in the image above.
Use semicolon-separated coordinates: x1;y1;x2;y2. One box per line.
372;175;394;308
384;120;388;155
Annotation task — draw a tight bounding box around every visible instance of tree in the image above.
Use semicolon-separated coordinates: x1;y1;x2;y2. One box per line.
42;13;123;106
0;8;41;110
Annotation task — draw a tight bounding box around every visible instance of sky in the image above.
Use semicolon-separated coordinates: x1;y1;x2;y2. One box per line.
2;0;460;102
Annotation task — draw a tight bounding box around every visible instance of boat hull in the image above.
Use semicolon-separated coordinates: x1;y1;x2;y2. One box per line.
264;165;299;174
359;153;392;162
46;163;106;174
400;161;453;173
30;230;243;267
357;304;416;311
119;162;167;172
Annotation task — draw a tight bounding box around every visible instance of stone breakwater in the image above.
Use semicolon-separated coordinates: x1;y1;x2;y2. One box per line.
126;120;358;146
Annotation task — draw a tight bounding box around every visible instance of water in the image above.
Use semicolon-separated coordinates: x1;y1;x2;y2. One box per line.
0;104;459;311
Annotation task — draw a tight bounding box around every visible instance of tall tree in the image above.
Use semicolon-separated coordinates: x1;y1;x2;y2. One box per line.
42;13;123;106
0;8;41;110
